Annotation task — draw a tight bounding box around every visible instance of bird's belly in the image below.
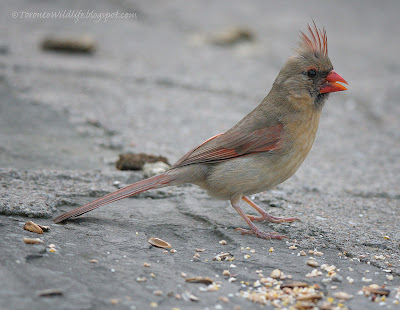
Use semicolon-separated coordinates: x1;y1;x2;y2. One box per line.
202;151;300;199
204;135;315;199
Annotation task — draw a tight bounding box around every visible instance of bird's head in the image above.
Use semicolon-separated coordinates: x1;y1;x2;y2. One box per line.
274;23;348;109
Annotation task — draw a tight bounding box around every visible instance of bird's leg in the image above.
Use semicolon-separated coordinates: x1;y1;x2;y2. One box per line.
242;196;299;223
231;195;286;240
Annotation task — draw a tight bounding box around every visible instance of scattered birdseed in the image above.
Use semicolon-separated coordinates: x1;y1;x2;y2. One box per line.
299;250;307;256
386;275;394;281
223;270;230;277
24;221;44;234
363;285;390;296
195;248;205;252
270;269;282;279
213;252;234;261
148;237;172;249
306;269;322;278
36;288;64;297
181;272;187;278
219;296;229;303
48;244;56;248
308;250;314;254
230;264;237;268
185;276;213;285
153;290;163;296
219;240;227;245
110;299;119;305
269;247;275;252
384;236;390;240
228;277;237;283
289;245;297;250
307;260;319;268
136;277;147;282
362;277;372;283
23;237;43;244
144;262;151;267
347;276;354;284
170;249;177;253
314;251;324;256
149;301;158;308
334;292;353;300
250;249;255;253
244;254;250;259
200;283;220;292
182;291;200;301
90;259;99;264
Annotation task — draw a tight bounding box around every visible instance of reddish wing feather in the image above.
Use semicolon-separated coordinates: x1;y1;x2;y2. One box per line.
173;124;283;167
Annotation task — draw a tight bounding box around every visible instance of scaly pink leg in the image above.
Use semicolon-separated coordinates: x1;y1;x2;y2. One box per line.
242;196;299;223
231;195;286;240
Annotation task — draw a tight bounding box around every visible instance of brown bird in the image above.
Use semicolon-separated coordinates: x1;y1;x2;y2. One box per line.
53;23;347;240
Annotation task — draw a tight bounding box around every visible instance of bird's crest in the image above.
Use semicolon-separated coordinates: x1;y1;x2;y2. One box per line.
298;22;328;57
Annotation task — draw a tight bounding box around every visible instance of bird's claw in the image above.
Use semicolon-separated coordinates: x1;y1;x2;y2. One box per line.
234;227;287;240
246;213;299;224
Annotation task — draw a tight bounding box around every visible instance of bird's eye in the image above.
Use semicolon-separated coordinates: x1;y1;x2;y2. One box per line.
307;69;317;78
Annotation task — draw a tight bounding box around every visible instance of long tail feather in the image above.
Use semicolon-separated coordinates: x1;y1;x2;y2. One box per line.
52;174;171;223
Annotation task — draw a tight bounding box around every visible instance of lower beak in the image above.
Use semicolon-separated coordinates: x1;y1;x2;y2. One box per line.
320;70;348;94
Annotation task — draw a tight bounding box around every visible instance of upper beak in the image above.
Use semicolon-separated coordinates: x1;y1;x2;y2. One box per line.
320;70;348;94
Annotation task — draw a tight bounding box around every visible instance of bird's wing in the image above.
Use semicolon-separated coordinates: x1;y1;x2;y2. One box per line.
173;123;283;167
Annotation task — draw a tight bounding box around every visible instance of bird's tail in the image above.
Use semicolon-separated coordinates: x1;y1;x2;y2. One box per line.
52;174;172;223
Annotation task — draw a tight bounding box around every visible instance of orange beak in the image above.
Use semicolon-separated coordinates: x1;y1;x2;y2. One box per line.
320;70;348;94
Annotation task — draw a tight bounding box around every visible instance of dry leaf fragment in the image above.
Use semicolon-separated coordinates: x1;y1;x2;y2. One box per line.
148;237;172;249
185;276;213;285
24;221;43;234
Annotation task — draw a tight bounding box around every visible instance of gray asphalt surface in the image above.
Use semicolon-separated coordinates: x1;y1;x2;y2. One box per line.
1;1;399;309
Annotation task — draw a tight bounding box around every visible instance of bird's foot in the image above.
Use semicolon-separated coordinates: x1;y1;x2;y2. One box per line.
246;212;299;223
234;227;287;240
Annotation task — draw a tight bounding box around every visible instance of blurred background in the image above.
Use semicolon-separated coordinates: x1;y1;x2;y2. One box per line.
0;0;399;195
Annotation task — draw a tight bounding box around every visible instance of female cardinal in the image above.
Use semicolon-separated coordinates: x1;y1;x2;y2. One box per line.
53;23;347;240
